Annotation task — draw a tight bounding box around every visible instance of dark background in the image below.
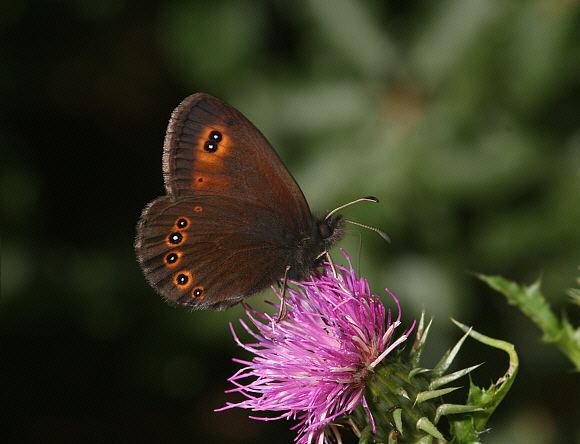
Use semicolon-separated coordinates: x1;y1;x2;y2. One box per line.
2;1;579;443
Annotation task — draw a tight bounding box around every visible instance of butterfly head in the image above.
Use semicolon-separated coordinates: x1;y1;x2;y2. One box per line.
318;215;345;249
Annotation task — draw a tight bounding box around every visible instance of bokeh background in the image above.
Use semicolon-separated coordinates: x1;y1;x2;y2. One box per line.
2;0;580;443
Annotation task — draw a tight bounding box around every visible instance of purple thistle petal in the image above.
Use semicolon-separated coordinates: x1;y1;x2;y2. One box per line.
218;250;411;444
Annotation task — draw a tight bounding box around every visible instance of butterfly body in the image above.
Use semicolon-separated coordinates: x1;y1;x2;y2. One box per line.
135;93;344;310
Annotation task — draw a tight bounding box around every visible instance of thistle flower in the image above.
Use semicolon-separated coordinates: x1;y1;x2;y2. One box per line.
218;251;414;444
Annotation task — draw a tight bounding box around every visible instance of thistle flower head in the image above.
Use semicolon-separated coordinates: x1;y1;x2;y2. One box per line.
218;250;413;444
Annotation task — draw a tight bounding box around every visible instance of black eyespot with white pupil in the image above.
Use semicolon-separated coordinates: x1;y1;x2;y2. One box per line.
193;288;203;297
204;141;217;152
209;131;222;142
176;273;189;286
177;218;188;229
169;232;182;244
166;253;178;264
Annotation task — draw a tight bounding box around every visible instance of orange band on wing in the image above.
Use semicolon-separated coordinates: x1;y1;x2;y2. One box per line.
192;125;231;176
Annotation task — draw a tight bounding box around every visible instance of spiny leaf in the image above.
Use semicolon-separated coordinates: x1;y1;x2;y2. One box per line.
568;288;580;306
567;268;580;306
447;320;518;442
478;273;580;370
477;274;559;341
560;315;580;371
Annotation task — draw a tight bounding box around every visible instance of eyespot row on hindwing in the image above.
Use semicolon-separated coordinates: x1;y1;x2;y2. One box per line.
165;216;188;267
165;215;207;300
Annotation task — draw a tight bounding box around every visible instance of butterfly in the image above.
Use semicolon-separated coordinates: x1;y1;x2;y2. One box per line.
135;93;385;310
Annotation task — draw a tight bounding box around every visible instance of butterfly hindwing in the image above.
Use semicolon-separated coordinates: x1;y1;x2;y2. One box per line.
135;194;295;310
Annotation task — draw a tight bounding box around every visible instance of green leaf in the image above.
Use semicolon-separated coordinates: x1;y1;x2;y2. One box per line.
568;288;580;306
568;267;580;306
478;273;580;370
560;315;580;370
448;320;518;443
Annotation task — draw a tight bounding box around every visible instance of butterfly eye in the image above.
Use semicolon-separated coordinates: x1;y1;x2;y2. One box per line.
169;232;183;244
204;141;218;152
209;130;222;142
318;222;331;239
176;218;189;229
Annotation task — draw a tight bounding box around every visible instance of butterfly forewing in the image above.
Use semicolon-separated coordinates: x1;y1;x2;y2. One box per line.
162;93;311;234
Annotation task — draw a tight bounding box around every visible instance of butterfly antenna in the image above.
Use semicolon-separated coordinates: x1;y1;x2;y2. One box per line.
324;196;379;221
345;219;391;243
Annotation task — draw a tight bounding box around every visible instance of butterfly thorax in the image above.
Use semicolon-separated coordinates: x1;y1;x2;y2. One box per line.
289;215;345;281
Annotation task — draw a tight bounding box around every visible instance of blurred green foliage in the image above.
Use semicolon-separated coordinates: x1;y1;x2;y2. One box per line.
2;0;579;443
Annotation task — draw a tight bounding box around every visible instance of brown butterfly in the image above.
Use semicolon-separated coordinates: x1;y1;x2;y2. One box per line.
135;93;385;310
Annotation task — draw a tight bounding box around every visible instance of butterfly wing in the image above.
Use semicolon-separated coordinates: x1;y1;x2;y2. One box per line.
136;93;328;309
162;93;312;234
135;194;297;309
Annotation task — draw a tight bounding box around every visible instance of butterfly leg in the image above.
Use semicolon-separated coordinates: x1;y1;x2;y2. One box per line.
276;265;292;322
